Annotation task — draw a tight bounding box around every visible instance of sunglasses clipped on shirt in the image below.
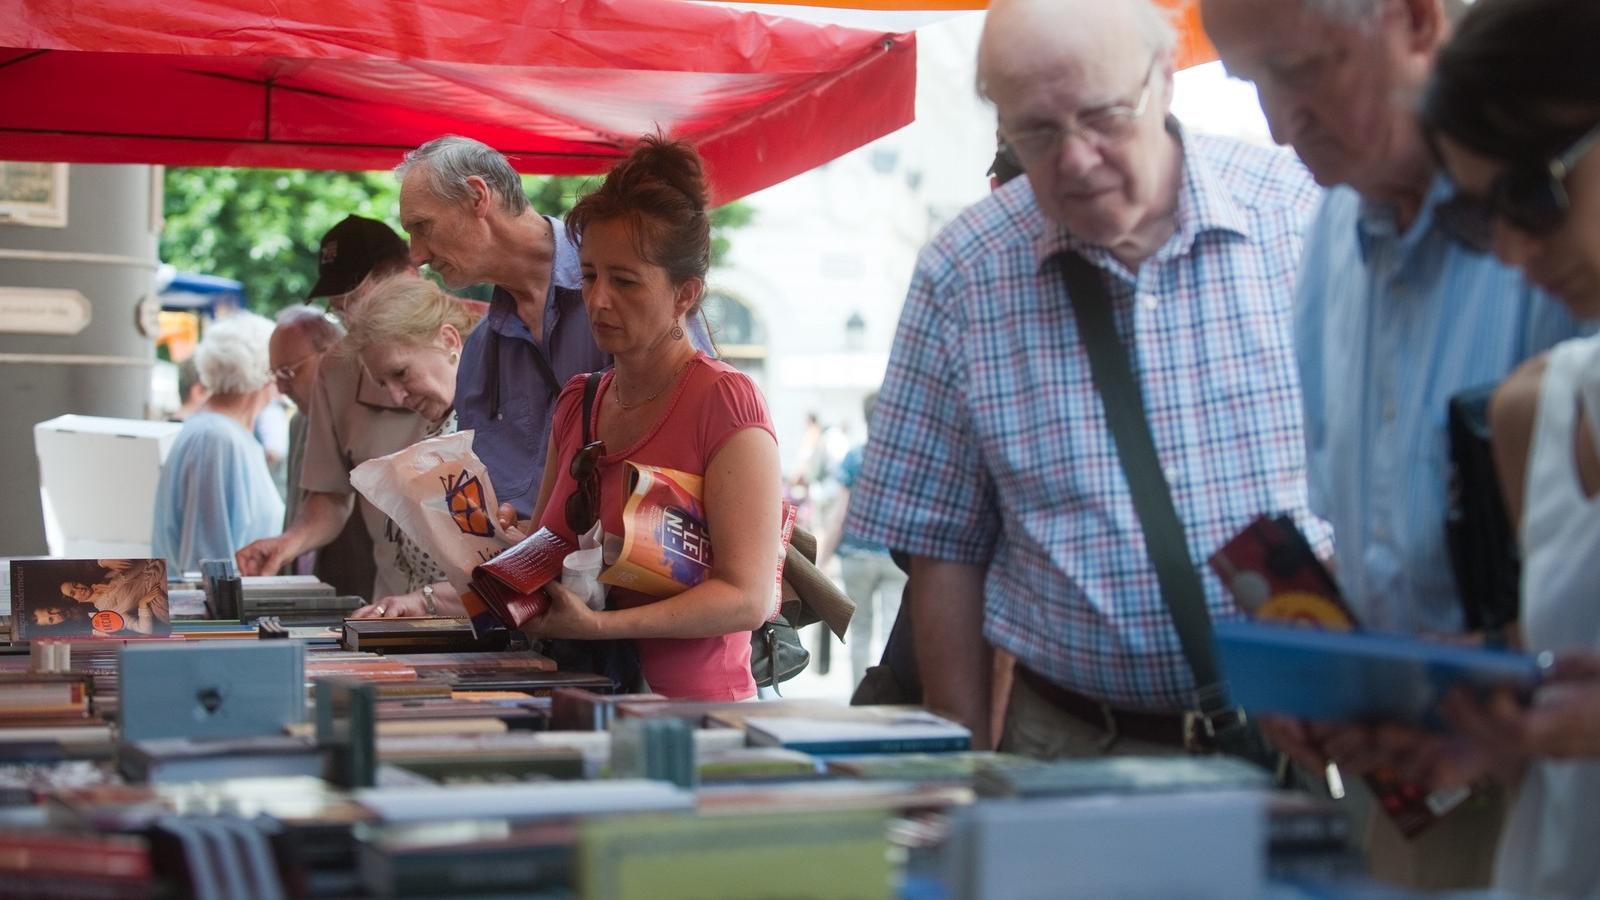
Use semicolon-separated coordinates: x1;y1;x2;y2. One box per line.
564;440;605;535
1435;120;1600;254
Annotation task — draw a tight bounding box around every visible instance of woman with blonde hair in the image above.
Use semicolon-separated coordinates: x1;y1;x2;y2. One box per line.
342;273;482;618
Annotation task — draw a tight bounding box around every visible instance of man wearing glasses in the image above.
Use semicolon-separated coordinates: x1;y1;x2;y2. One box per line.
1203;0;1584;886
850;0;1323;759
266;304;371;595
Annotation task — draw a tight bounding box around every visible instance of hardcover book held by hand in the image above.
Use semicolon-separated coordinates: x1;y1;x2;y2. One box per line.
463;528;575;637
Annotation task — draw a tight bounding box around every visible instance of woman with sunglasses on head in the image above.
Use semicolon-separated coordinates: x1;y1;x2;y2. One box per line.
501;136;780;702
342;273;483;621
1356;0;1600;895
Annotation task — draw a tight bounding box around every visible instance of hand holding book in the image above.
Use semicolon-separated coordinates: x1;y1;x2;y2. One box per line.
1387;653;1600;790
462;528;575;637
1209;514;1540;837
1524;652;1600;757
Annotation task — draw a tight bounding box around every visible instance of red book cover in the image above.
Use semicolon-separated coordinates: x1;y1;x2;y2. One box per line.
466;528;574;636
769;502;798;622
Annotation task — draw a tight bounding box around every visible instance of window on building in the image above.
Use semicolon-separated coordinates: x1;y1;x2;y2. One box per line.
700;289;767;380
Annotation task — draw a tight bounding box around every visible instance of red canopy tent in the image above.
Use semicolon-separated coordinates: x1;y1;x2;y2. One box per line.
0;0;917;202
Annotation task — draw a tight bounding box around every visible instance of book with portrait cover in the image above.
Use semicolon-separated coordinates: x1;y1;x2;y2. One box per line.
10;559;170;640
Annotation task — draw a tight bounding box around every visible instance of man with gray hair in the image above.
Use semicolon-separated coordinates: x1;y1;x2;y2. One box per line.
1201;0;1582;885
267;305;369;595
848;0;1324;759
396;135;602;521
394;135;709;529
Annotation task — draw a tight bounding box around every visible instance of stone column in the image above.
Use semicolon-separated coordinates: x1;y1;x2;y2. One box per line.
0;163;160;555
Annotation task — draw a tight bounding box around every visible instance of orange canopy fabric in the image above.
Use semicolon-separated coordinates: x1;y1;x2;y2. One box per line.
706;0;1217;70
0;0;917;202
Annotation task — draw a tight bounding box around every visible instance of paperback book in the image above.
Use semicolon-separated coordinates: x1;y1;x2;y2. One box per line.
10;559;170;639
1209;513;1503;837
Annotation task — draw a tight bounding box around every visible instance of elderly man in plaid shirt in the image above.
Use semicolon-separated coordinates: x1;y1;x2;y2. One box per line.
847;0;1328;757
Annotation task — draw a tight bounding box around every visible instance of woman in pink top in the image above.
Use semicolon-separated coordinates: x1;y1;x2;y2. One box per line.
507;136;781;701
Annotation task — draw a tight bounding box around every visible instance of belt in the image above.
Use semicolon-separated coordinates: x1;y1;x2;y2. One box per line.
1015;666;1216;753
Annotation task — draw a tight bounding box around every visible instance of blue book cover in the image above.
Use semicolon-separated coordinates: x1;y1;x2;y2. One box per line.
1215;620;1545;730
119;640;306;741
742;713;972;755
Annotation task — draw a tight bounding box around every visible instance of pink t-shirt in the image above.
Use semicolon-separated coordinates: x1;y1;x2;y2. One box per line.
539;352;774;701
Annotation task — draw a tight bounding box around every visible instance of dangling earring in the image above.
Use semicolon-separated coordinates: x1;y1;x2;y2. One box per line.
670;320;685;341
448;351;459;365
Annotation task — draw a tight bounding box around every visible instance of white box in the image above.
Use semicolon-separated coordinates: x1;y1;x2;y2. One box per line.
34;414;182;558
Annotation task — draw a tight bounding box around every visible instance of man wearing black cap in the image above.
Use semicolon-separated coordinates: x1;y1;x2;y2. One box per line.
307;214;411;304
987;138;1023;192
236;215;426;602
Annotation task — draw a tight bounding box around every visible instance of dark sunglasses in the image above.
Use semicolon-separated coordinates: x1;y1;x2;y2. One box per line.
1436;120;1600;254
563;441;605;534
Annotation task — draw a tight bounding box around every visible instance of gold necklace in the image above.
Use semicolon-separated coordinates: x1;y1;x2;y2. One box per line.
613;357;692;410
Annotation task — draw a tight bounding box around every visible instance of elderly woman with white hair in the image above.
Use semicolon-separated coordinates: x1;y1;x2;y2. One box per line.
153;312;286;573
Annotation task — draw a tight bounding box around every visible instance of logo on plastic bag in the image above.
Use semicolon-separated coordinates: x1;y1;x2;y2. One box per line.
443;469;495;538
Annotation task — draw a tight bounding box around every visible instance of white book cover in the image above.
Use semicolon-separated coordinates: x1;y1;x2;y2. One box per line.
354;779;693;823
743;712;971;751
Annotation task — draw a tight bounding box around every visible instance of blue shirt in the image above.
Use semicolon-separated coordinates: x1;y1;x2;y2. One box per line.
455;216;717;518
1295;180;1582;635
153;411;286;574
836;445;889;557
848;130;1328;710
456;217;605;518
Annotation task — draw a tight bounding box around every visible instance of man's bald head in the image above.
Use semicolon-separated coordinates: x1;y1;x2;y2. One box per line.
976;0;1184;265
978;0;1177;103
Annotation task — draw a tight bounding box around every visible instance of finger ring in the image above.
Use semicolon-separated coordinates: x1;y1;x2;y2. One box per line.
374;605;387;615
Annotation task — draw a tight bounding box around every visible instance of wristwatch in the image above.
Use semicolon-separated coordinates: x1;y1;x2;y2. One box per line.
421;584;438;616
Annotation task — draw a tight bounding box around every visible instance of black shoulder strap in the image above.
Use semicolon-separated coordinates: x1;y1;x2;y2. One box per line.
1056;250;1246;741
581;370;602;445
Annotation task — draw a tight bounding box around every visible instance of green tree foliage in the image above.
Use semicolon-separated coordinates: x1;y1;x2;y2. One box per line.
160;167;753;316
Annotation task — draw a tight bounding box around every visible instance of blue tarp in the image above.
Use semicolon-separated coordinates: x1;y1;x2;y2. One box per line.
159;272;245;313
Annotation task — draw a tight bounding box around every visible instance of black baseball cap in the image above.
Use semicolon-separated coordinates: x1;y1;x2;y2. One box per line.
308;215;409;299
988;140;1023;186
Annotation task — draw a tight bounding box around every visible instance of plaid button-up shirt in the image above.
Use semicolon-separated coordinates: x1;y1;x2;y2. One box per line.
848;129;1329;711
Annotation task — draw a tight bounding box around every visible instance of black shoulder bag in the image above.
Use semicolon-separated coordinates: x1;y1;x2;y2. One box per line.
1445;385;1521;636
1058;250;1268;764
540;372;644;693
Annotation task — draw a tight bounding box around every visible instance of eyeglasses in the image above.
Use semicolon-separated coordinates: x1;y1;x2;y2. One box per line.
1435;120;1600;254
1002;56;1159;164
564;441;606;534
269;351;323;384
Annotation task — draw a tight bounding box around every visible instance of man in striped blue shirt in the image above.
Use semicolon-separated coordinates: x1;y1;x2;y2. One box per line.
848;0;1325;756
1204;0;1583;887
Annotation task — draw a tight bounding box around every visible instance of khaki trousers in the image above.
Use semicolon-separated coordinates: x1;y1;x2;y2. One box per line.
997;669;1185;759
